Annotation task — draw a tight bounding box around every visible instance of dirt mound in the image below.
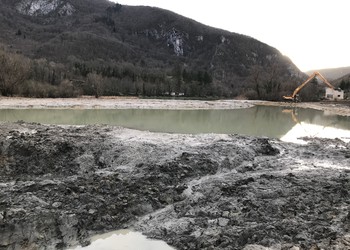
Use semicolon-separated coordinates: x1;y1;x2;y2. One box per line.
0;122;349;249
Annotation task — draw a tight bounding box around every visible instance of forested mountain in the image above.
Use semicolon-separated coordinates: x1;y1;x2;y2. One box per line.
0;0;305;99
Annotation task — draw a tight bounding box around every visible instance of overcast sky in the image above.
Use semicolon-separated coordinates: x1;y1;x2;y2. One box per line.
112;0;350;72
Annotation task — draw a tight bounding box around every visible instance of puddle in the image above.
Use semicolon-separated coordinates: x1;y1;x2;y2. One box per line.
68;230;175;250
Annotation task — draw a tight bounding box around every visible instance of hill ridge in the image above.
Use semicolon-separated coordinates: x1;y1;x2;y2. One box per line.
306;66;350;80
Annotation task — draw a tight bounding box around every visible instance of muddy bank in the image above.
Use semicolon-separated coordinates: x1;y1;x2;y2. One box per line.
0;122;350;250
257;100;350;117
1;96;349;118
0;97;253;110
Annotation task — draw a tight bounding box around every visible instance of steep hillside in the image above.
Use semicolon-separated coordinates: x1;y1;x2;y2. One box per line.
334;73;350;84
0;0;304;99
306;66;350;80
332;73;350;96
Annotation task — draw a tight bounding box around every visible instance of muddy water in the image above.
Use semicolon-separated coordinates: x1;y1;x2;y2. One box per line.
68;230;175;250
0;106;349;140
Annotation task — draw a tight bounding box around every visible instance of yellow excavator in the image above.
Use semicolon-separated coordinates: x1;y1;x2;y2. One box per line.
283;71;336;102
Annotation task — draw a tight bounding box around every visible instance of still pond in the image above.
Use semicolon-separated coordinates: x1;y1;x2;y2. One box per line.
0;105;350;143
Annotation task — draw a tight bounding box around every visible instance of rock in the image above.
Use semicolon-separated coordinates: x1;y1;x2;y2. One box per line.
218;218;229;227
222;211;230;218
52;202;62;208
295;232;308;241
88;209;96;214
243;245;269;250
289;247;300;250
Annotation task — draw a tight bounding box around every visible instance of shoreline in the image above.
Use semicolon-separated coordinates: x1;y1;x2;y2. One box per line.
0;96;255;110
255;100;350;117
0;97;349;117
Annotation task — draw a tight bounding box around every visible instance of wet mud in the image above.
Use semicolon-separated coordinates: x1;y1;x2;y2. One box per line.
0;122;349;250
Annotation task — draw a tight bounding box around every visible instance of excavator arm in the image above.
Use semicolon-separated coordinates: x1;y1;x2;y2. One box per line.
314;72;335;89
283;71;335;101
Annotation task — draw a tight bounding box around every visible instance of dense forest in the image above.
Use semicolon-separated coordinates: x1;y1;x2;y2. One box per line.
0;46;217;98
0;45;308;100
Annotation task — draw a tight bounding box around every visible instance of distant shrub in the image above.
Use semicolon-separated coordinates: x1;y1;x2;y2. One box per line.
20;80;79;98
21;81;57;98
244;89;258;100
58;79;78;98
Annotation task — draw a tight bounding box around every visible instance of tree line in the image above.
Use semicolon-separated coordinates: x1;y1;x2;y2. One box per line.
0;47;309;100
0;48;219;98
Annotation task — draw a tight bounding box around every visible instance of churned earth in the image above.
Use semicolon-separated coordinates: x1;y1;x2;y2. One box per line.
0;98;350;250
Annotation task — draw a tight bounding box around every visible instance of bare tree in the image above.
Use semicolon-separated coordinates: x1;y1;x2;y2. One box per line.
86;72;103;98
262;61;283;100
0;50;30;96
248;65;264;99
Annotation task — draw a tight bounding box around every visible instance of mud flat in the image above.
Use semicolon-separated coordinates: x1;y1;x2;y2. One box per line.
256;100;350;117
0;122;350;250
1;97;349;116
0;97;254;110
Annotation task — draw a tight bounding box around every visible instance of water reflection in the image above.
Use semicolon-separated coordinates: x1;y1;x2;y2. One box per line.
0;106;349;140
68;230;175;250
279;108;350;143
281;122;350;144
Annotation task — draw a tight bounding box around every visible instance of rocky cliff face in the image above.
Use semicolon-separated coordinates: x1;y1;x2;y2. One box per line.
16;0;75;16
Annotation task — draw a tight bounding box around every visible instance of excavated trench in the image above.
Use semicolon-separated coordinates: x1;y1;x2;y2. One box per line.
0;122;350;250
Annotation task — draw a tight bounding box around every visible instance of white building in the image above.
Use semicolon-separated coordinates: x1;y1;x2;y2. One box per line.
325;87;344;100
